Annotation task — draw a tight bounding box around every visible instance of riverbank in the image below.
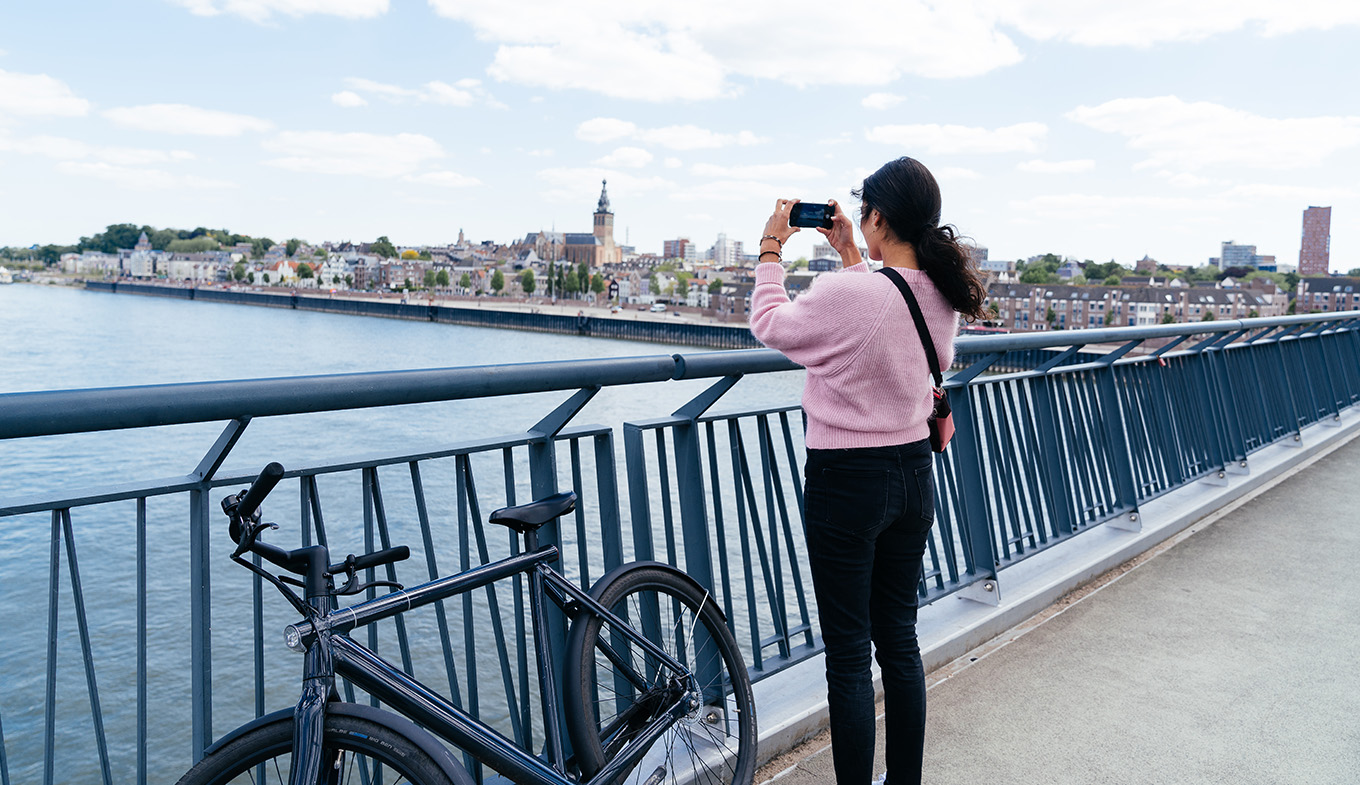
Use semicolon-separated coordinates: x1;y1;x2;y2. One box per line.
80;279;762;349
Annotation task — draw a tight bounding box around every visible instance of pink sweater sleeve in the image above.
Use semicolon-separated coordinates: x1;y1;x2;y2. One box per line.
748;262;875;373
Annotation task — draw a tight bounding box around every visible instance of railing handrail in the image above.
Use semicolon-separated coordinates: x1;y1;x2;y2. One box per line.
3;311;1355;441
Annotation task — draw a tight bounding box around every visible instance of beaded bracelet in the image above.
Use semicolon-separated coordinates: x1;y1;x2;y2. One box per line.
761;235;784;247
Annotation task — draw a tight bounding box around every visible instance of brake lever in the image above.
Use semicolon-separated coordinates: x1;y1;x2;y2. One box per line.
334;578;403;597
231;519;279;559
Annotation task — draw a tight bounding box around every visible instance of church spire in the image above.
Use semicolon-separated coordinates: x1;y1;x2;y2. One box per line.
596;179;611;214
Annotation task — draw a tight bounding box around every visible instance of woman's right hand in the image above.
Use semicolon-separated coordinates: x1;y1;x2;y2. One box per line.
817;199;857;256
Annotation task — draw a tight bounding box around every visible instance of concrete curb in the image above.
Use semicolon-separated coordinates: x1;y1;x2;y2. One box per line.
750;409;1360;769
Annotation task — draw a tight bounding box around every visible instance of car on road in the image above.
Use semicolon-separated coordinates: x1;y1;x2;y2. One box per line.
649;303;667;312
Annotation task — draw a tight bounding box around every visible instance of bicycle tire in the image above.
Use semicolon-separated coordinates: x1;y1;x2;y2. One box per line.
175;713;454;785
564;564;757;785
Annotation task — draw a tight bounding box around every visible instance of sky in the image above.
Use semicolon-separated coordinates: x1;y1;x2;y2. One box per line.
0;0;1356;269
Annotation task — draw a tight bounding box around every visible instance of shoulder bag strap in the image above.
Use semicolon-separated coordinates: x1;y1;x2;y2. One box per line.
877;266;943;388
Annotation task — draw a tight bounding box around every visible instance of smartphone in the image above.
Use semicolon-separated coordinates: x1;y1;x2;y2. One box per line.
789;202;834;229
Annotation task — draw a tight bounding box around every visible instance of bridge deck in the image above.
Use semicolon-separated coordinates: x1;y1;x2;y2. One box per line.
762;433;1360;784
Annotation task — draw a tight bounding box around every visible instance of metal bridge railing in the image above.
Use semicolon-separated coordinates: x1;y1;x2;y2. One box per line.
2;311;1359;785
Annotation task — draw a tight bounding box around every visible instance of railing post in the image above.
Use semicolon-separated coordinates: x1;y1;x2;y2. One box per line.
188;487;212;759
1095;342;1141;530
946;384;1000;604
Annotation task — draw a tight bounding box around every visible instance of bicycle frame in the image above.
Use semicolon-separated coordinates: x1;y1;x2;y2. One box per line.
285;544;697;785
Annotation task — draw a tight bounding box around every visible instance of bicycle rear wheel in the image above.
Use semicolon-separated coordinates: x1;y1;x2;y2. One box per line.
564;565;757;785
175;713;454;785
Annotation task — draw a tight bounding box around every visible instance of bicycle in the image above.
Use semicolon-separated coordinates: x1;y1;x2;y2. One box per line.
175;462;757;785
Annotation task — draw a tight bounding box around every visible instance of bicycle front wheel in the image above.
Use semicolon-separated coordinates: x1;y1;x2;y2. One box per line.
565;565;757;785
175;713;455;785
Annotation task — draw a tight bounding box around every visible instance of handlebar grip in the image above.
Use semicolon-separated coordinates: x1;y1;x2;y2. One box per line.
236;462;285;523
349;546;410;573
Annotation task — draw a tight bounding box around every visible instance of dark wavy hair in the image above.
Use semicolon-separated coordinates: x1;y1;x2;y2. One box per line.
852;157;988;320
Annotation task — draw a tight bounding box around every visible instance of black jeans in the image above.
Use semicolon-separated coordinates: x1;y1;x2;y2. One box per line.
804;439;935;785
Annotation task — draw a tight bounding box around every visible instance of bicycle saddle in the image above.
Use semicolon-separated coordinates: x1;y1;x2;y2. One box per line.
488;491;577;533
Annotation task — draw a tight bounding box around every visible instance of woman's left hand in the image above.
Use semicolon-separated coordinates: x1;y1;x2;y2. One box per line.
762;199;801;246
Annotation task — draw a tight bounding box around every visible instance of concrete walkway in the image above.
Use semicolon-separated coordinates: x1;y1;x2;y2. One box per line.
761;434;1360;785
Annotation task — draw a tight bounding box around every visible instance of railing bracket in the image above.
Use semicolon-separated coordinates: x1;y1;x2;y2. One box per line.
1226;459;1250;476
1200;470;1229;487
1106;510;1142;532
957;578;1000;607
1322;414;1342;428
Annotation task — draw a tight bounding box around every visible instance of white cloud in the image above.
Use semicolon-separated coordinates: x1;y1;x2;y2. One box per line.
1009;192;1228;221
0;70;90;118
934;166;984;181
1224;183;1356;201
0;133;196;165
262;131;445;177
339;77;502;109
689;162;825;181
575;117;765;150
331;91;368;108
576;118;637;143
428;1;1023;100
103;104;273;136
1067;96;1360;170
593;147;654;168
404;171;481;188
862;93;905;110
671;180;786;203
536;167;673;203
663;157;682;169
55;161;233;190
1018;158;1095;173
866;122;1047;154
170;0;388;23
993;1;1360;47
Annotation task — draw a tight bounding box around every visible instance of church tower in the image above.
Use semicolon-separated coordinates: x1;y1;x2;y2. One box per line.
592;179;619;264
593;179;614;242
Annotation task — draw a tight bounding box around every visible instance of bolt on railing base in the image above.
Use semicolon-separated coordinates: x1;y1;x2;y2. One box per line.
1200;470;1230;487
1226;459;1250;476
956;578;1001;607
1105;511;1142;533
1321;414;1343;428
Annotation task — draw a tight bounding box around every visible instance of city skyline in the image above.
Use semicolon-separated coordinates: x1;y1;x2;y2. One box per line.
0;2;1356;269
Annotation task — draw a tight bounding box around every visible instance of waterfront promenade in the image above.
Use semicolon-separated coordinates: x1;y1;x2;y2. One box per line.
760;431;1360;785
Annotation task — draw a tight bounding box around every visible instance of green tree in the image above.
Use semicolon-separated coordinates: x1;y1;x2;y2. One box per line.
286;238;301;258
262;273;271;284
459;272;472;290
404;278;413;291
1020;266;1054;284
232;261;246;281
491;269;505;295
988;301;1001;317
418;251;432;261
675;271;692;294
649;273;661;296
520;268;537;295
247;272;255;283
371;236;398;259
1284;272;1300;291
167;237;221;253
1248;309;1259;318
423;269;437;288
297;262;314;279
591;273;605;295
1202;310;1216;321
708;278;723;294
1045;307;1056;326
1103;274;1122;286
1287;299;1297;314
564;269;579;294
546;261;556;297
314;248;328;260
577;262;589;290
436;269;450;288
1161;312;1176;324
345;274;353;288
1104;311;1113;326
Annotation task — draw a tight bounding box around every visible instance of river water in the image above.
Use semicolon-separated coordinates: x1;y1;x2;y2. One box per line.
0;283;806;783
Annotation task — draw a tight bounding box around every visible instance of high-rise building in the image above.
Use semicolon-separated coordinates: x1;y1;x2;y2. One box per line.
1299;206;1332;276
663;238;690;260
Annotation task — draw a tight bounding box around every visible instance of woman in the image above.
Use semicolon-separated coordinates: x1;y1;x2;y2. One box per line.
748;157;987;785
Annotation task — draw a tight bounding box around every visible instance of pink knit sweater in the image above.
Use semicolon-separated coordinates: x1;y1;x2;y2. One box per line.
749;261;958;449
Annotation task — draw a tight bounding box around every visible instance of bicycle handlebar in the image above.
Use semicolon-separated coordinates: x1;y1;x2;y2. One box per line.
343;546;410;574
236;462;284;525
